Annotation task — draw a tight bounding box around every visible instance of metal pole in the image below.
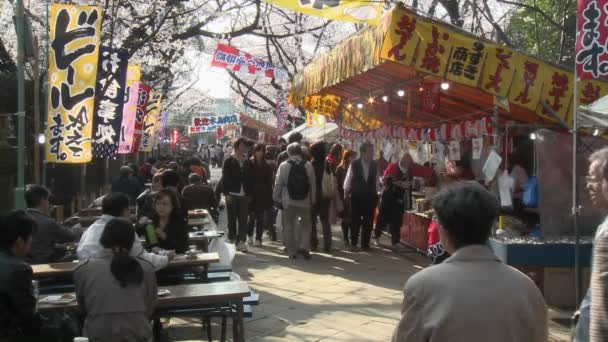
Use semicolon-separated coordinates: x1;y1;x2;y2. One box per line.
33;36;40;184
42;0;49;187
573;27;582;305
14;0;26;209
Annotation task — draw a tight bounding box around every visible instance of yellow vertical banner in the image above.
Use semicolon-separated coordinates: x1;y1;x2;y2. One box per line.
508;55;544;111
536;65;574;124
414;20;452;77
379;8;421;66
139;90;162;152
126;65;141;86
480;45;516;97
445;35;488;88
46;4;103;163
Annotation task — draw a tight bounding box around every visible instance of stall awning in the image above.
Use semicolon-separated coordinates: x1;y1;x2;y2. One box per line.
282;123;339;142
579;95;608;128
290;4;608;132
239;113;282;137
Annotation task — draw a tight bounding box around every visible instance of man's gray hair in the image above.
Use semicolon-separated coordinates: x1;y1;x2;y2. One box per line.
287;142;302;157
360;141;374;154
589;147;608;178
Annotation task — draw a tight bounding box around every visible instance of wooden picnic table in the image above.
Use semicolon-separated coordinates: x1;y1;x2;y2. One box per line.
38;281;251;342
32;252;220;278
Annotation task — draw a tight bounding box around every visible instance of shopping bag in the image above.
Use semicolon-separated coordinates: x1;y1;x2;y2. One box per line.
208;236;236;267
522;176;539;208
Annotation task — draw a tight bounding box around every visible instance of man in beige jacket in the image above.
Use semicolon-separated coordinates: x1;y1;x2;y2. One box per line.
392;181;547;342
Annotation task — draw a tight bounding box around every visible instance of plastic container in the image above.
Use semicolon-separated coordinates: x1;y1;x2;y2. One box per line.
146;224;158;245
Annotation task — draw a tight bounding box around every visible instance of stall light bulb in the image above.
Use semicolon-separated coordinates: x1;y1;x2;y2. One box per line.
382;95;389;102
593;128;601;136
347;103;353;109
368;96;375;104
441;81;450;90
357;103;364;109
397;89;405;97
419;86;424;92
37;133;45;145
529;132;537;140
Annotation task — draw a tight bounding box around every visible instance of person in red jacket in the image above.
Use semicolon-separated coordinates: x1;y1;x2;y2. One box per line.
375;153;435;246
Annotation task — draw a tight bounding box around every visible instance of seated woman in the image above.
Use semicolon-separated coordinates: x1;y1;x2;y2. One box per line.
74;218;157;342
147;189;189;254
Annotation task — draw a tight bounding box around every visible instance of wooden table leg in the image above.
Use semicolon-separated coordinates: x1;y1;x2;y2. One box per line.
236;301;245;342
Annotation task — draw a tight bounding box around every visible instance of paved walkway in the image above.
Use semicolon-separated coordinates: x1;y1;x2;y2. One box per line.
162;167;572;341
162;229;572;341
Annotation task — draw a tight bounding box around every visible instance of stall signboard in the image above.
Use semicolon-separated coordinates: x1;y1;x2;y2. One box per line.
261;0;383;25
579;79;608;105
211;44;288;80
421;83;440;113
576;0;608;80
508;55;543;111
414;22;452;77
375;6;608;126
536;66;574;124
46;4;103;163
482;46;516;98
380;9;420;66
131;83;152;153
118;82;139;154
171;129;180;151
93;47;128;159
192;114;239;127
446;36;487;88
139;90;162;152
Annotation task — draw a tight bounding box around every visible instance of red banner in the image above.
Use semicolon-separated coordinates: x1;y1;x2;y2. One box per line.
131;83;152;153
576;0;608;80
421;83;440;113
171;129;180;152
211;43;288;80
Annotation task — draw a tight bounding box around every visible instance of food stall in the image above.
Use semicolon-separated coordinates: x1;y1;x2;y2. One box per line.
289;4;608;308
239;113;281;144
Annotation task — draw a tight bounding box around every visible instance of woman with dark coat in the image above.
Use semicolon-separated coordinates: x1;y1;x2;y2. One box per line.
336;149;357;247
310;142;332;252
147;189;189;254
247;144;274;247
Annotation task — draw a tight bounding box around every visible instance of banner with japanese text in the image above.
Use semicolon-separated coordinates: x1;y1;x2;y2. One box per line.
139;90;162;152
131;83;151;153
579;79;608;105
378;8;420;66
46;4;102;163
576;0;608;80
211;44;288;80
536;65;574;123
93;47;128;159
376;6;608;123
414;20;453;77
508;55;544;111
171;129;180;152
481;46;516;98
446;36;487;88
421;83;440;113
192;114;239;128
118;82;139;154
261;0;383;25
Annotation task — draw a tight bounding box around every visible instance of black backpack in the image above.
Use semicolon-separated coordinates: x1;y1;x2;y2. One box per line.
287;160;309;200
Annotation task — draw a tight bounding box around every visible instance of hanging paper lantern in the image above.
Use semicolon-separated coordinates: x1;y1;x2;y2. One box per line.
440;123;448;141
481;117;493;136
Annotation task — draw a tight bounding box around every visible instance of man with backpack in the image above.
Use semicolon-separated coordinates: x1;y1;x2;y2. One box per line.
273;143;316;260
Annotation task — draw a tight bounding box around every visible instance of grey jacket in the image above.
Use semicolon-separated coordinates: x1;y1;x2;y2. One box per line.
26;208;78;264
392;245;548;342
74;251;157;342
273;156;316;209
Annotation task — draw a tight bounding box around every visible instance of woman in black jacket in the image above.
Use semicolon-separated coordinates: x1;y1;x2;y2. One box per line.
246;144;274;246
147;189;189;254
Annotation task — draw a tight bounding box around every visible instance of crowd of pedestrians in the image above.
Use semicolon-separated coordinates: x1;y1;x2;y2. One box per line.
7;132;608;342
